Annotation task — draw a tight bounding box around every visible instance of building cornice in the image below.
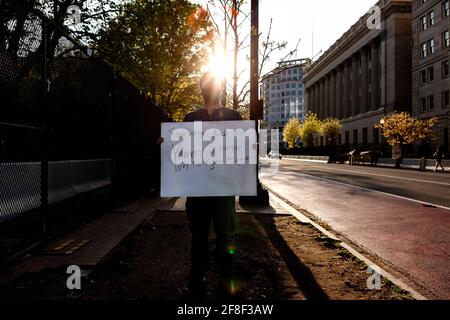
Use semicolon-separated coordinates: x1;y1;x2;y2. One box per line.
303;0;412;84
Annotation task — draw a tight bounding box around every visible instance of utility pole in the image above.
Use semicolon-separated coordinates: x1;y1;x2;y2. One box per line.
250;0;260;121
240;0;268;205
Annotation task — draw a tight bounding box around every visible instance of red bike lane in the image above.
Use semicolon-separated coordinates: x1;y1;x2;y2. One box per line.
261;170;450;299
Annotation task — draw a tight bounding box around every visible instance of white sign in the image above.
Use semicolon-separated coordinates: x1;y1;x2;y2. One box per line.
161;121;257;197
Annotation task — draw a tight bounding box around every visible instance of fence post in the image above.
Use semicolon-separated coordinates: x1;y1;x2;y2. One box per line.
40;17;49;237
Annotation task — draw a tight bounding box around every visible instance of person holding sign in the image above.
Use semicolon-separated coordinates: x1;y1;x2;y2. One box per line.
183;72;242;299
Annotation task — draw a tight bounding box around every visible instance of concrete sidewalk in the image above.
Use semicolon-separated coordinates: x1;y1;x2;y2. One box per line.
0;197;176;287
0;196;288;288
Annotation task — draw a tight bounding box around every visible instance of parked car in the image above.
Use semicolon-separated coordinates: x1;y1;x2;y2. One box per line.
268;151;282;159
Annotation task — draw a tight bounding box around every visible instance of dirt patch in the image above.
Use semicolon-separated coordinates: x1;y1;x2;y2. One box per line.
80;211;304;300
0;211;412;300
256;215;412;300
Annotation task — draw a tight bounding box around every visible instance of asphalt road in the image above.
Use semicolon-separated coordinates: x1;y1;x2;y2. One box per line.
260;159;450;299
275;159;450;208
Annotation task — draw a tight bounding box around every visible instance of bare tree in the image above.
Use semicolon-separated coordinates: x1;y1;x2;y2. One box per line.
206;1;292;115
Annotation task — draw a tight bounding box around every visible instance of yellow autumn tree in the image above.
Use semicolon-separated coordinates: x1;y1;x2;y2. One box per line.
320;118;342;146
283;118;301;149
299;112;321;147
375;112;436;145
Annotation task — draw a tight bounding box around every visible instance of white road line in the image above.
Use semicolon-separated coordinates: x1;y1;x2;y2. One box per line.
282;159;450;186
269;169;450;212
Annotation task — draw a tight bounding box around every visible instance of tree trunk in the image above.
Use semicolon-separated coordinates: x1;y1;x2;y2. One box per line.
392;143;402;168
232;0;239;110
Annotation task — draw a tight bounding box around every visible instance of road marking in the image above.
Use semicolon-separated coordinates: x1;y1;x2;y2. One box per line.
282;159;450;186
269;169;450;212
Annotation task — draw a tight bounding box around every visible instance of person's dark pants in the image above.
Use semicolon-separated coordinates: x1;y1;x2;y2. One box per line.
186;197;236;283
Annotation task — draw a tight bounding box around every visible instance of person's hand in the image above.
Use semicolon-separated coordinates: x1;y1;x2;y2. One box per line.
156;137;164;144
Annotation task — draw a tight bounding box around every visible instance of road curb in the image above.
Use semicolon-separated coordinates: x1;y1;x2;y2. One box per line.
266;188;428;300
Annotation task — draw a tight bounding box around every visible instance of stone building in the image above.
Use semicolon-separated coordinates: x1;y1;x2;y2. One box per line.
304;0;413;148
412;0;449;153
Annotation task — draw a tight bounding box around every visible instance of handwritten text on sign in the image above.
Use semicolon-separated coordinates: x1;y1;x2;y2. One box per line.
160;121;257;197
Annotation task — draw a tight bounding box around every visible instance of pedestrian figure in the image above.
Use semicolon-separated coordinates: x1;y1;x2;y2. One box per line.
434;146;445;172
183;72;242;299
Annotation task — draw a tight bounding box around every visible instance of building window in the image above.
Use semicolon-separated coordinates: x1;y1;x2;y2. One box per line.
421;15;427;31
427;95;435;110
420;69;427;85
443;91;450;108
421;66;434;85
345;131;350;145
373;128;379;144
420;97;427;112
428;39;435;55
362;128;368;145
428;66;434;82
444;0;449;17
427;11;435;26
353;129;358;146
442;30;450;48
421;42;427;58
443;60;449;78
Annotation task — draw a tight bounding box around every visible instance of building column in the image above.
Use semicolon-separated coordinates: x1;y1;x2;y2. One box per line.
330;70;337;118
308;87;313;115
324;75;330;118
319;78;325;119
360;47;369;113
305;88;310;114
371;39;380;111
315;82;320;116
379;32;386;107
336;65;343;119
351;53;359;116
311;85;316;115
343;59;351;118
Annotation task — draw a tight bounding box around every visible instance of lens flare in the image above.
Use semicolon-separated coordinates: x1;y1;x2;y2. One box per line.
226;245;237;255
203;41;233;82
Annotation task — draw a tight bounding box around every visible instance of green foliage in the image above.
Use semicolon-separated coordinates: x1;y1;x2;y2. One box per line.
283;118;301;149
375;112;436;145
95;0;214;120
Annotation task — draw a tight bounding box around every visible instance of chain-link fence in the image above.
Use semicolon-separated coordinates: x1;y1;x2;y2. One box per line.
0;4;169;250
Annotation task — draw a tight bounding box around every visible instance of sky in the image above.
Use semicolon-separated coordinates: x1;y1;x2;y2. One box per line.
197;0;378;75
259;0;377;68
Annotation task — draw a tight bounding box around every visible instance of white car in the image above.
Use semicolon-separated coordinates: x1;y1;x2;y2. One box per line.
268;151;282;159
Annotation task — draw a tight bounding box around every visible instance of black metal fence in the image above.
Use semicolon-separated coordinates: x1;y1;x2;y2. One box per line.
0;5;169;248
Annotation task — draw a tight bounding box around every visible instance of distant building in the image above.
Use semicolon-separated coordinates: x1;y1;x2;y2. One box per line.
304;0;413;148
411;0;449;153
261;59;311;144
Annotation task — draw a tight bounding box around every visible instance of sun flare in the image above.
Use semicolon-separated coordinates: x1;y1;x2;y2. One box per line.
203;41;233;82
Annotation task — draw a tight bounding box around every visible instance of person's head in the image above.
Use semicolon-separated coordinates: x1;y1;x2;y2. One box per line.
200;72;223;106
